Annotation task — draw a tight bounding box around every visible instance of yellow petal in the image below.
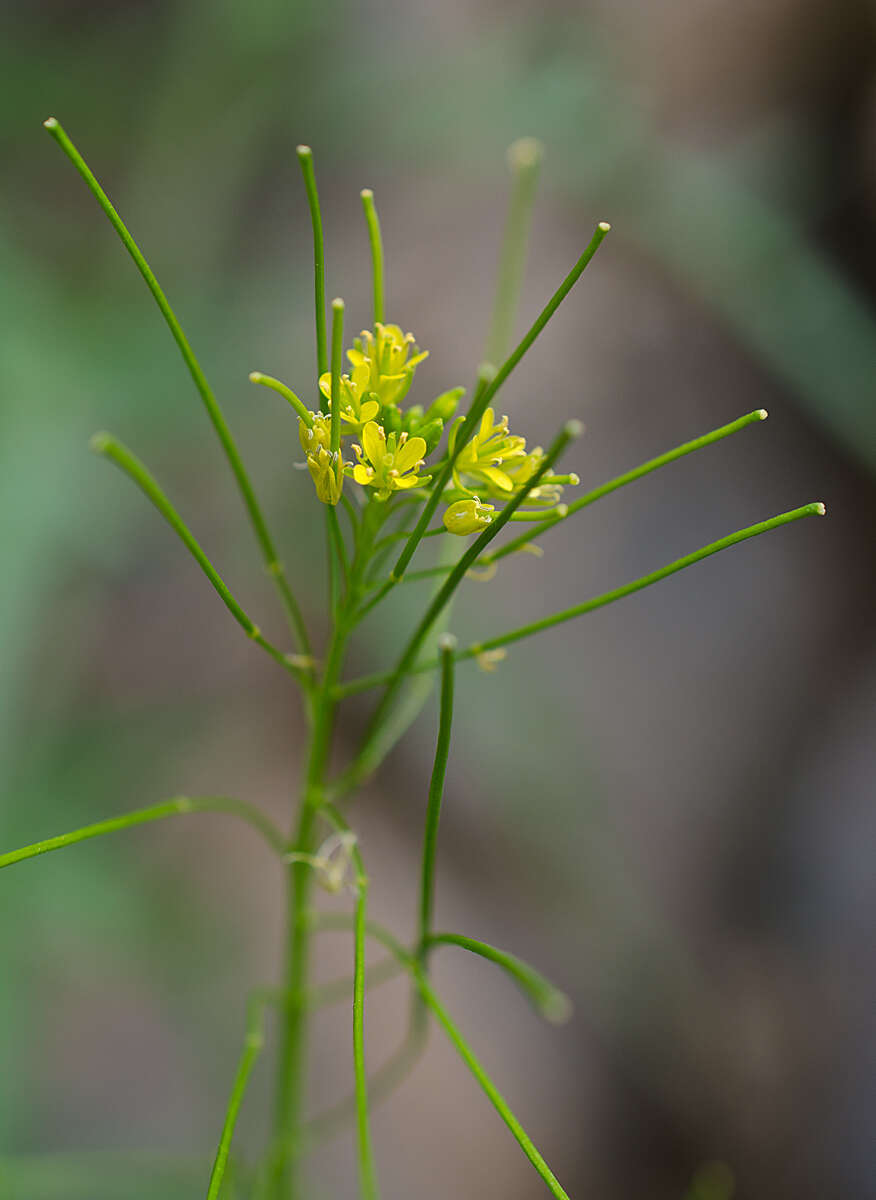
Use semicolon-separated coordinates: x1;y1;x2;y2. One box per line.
361;421;385;466
352;464;374;485
393;472;431;490
318;373;332;400
480;465;514;491
393;435;427;474
360;399;380;422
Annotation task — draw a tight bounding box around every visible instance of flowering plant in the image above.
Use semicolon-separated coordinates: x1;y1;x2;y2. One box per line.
0;121;824;1199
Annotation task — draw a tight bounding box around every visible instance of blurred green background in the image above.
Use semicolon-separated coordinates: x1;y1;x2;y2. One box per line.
1;1;874;1197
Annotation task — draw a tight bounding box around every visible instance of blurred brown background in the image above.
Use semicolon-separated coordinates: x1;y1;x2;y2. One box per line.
1;1;874;1197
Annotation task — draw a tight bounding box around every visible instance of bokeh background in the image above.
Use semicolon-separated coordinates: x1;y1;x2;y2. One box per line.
1;1;875;1197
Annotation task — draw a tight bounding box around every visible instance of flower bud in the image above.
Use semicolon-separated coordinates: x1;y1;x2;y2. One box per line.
424;387;464;424
443;497;495;536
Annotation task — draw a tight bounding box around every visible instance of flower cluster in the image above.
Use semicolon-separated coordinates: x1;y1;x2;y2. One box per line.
273;319;577;532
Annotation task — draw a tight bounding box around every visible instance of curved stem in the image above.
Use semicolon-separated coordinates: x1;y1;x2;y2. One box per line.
91;434;305;679
249;372;314;426
424;934;570;1023
0;796;285;871
44;118;311;661
310;914;570;1199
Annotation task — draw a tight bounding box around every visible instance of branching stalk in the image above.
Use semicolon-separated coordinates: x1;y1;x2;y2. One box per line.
0;796;285;871
44;118;311;661
90;433;306;678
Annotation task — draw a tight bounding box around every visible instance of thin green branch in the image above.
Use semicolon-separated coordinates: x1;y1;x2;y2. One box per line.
306;957;403;1010
311;914;569;1199
305;914;428;1147
425;933;570;1024
0;795;285;871
482;408;770;566
485;138;543;365
296;145;328;391
305;1021;428;1148
319;804;380;1200
463;502;827;655
271;599;356;1197
349;422;581;782
90;434;305;679
418;636;457;955
390;222;610;584
333;501;827;698
360;189;385;326
327;507;350;594
330;297;345;455
206;994;268;1200
248;372;314;426
44;118;311;660
411;964;571;1199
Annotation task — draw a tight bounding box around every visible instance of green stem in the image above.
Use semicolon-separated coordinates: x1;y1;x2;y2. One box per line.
206;994;268;1200
91;434;305;680
249;372;314;426
417;637;456;955
296;145;328;392
0;796;285;871
391;222;610;583
272;683;340;1198
312;916;570;1199
270;507;385;1198
484;138;543;365
481;408;769;566
360;190;385;325
351;423;580;780
327;507;350;594
305;1021;427;1148
44;118;311;661
330;298;345;455
424;934;570;1023
320;804;380;1200
333;501;827;699
412;964;570;1199
305;957;402;1010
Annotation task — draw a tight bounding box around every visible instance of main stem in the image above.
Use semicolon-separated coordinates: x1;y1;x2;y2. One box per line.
272;639;344;1198
271;501;384;1198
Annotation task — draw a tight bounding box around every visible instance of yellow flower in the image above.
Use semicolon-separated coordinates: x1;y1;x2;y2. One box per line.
299;413;344;505
347;322;429;408
352;421;431;501
317;360;380;434
449;407;528;495
443;497;495;535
